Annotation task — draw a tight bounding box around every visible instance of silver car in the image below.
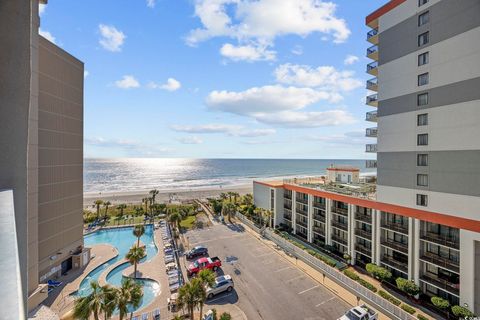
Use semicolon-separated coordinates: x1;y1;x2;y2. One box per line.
206;275;234;299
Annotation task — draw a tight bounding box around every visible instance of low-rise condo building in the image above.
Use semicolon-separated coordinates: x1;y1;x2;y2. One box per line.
254;0;480;314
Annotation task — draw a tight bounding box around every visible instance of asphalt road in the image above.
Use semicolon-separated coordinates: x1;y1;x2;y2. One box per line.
182;223;350;320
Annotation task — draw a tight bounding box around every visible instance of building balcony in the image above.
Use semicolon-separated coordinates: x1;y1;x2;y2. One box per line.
283;203;292;210
284;212;292;221
366;110;377;122
367;45;379;60
366;78;378;92
381;255;408;271
420;252;460;274
332;220;348;232
355;228;372;240
355;212;372;224
381;221;409;235
355;243;372;257
296;197;308;205
381;238;409;254
366;127;378;138
296;219;308;228
284;193;292;200
365;160;377;168
365;144;377;153
313;226;325;236
367;28;378;44
420;232;460;250
367;61;378;76
366;94;378;107
331;234;348;246
296;231;308;240
331;206;348;216
296;208;308;217
313;201;326;209
420;274;460;296
313;213;326;223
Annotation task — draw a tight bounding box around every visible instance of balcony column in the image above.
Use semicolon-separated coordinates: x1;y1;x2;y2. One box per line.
374;210;382;264
292;191;296;234
325;198;332;245
413;218;421;286
307;194;313;243
408;217;414;281
349;204;356;265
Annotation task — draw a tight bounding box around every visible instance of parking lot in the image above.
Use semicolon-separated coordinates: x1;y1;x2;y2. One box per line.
182;223;350;320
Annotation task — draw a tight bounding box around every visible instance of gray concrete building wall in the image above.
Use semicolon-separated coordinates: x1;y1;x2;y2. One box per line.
37;36;84;281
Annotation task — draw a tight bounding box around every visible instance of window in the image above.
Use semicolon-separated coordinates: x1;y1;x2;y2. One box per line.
417;174;429;186
417;194;428;206
419;0;429;6
418;134;428;146
418;73;429;86
417;93;429;106
418;11;430;26
417;154;428;166
418;32;429;46
418;52;429;66
418;113;428;126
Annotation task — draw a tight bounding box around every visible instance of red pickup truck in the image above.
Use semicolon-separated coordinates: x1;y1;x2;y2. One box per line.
187;257;222;276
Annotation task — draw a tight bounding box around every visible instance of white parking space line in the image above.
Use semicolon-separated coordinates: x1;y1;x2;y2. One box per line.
285;275;305;283
262;259;276;265
298;285;320;295
207;293;234;304
316;297;335;307
253;252;275;258
274;266;293;273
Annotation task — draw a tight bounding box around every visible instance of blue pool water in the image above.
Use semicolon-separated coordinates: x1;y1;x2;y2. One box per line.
77;225;159;312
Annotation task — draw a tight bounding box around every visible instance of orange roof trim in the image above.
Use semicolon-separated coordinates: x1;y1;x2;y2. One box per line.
254;181;284;188
326;168;360;172
366;0;407;25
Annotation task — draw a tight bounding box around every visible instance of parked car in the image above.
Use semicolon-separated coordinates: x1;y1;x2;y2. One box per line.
206;275;234;299
185;245;208;259
338;305;378;320
187;256;222;276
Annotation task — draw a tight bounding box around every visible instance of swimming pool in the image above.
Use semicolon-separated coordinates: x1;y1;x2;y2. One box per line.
77;225;159;312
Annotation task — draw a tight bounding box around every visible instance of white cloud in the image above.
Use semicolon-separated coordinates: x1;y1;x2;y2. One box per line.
84;70;89;79
115;75;140;89
85;137;170;156
344;54;359;65
186;0;350;62
148;78;181;91
176;136;204;144
146;0;156;8
39;3;46;15
255;110;355;128
99;24;126;52
274;64;363;92
39;29;56;44
220;43;276;62
171;124;276;137
291;45;303;55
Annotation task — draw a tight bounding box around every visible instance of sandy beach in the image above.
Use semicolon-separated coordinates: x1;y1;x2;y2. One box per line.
83;184;253;208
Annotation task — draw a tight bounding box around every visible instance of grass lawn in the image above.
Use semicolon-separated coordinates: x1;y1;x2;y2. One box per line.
179;215;196;229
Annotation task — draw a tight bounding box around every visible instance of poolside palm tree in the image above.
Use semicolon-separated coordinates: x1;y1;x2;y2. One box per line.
168;212;182;230
93;200;103;221
177;278;203;320
149;189;159;204
197;269;216;320
115;278;143;320
117;204;127;221
100;284;117;320
134;207;144;218
126;245;146;279
103;201;112;220
73;280;104;320
133;225;145;247
221;201;237;223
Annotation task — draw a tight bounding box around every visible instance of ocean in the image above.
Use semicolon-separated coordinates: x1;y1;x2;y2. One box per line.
84;158;376;194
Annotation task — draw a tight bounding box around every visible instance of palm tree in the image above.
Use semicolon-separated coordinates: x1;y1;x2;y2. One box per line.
231;192;240;204
134;207;144;218
169;212;182;230
177;278;203;320
219;192;228;201
242;194;253;206
73;281;104;320
197;269;216;320
221;201;237;223
126;245;145;279
149;189;159;204
263;209;272;228
142;198;149;213
133;225;145;247
103;201;112;220
93;200;103;221
100;285;117;320
115;278;143;320
117;204;127;220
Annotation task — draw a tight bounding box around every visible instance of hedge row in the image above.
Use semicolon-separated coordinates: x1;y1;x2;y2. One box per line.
343;270;377;292
343;269;360;281
401;304;416;315
378;290;401;306
416;314;428;320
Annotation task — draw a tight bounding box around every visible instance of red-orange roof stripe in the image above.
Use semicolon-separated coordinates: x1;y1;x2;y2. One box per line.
366;0;407;25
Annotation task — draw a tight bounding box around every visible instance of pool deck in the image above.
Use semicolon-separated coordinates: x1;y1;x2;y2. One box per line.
45;243;118;317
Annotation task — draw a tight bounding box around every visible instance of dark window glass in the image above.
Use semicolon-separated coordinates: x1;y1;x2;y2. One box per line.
418;93;429;106
418;134;428;146
418;113;428;126
417;194;428;206
418;73;429;86
418;52;429;66
418;32;429;46
417;154;428;166
418;11;430;26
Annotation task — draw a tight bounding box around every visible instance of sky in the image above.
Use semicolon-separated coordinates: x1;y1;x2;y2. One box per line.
39;0;386;159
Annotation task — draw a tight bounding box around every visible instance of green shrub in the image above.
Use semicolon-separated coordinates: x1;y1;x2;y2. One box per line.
378;290;401;306
431;296;450;311
357;278;377;292
451;305;474;318
416;314;428;320
366;263;392;282
401;304;416;314
396;277;420;297
343;269;360;281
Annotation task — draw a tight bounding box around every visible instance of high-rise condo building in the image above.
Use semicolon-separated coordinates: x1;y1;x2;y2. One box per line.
254;0;480;314
0;1;87;317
